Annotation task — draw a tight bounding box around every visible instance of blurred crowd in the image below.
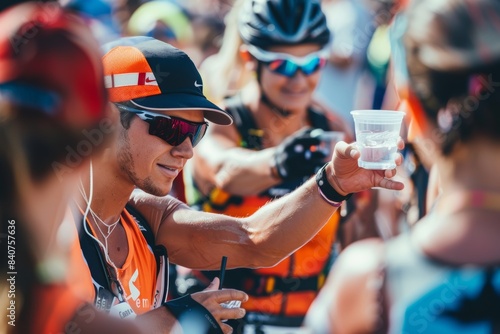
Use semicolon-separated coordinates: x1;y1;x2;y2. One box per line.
1;0;500;333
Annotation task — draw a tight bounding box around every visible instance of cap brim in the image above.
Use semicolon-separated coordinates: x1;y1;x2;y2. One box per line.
130;93;233;125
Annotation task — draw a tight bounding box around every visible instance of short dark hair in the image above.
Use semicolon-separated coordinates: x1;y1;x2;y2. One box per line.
119;108;135;129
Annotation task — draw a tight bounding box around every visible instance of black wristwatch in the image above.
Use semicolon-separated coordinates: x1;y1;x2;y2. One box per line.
316;163;353;206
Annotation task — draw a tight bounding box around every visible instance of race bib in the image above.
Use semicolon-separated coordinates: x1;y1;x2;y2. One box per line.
109;301;137;319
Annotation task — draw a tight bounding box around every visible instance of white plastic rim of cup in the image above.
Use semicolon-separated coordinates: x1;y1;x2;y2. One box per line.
350;110;405;170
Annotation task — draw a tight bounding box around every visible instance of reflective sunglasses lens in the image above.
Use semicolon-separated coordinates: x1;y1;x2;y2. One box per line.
268;59;299;77
266;57;325;77
147;117;177;145
172;118;207;147
190;123;208;147
148;116;207;147
301;57;325;75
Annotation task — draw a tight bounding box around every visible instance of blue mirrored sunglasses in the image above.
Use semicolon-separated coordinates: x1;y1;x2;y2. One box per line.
265;57;327;77
247;45;328;78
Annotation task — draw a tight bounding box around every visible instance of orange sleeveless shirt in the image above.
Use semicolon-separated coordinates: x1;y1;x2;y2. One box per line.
70;209;158;315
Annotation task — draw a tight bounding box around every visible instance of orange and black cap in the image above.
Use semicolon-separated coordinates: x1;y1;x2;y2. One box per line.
103;38;232;125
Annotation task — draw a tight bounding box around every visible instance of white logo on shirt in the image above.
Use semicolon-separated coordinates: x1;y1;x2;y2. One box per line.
128;269;140;301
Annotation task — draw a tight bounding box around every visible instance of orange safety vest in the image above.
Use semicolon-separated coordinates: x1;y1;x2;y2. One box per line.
191;98;341;318
202;191;340;317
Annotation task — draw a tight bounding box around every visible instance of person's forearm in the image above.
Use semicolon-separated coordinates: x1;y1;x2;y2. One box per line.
165;164;343;270
70;303;144;334
135;307;175;333
159;170;340;271
160;141;403;270
205;147;280;196
241;165;341;267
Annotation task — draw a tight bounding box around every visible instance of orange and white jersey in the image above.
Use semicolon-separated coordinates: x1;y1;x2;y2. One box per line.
71;209;159;315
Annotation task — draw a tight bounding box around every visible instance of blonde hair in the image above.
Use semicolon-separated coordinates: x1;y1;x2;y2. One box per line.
199;0;252;104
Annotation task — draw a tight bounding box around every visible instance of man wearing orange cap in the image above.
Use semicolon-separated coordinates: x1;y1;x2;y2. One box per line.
70;36;405;333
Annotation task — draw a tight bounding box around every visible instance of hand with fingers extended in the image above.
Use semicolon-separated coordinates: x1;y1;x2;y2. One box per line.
273;128;327;181
327;139;406;196
164;278;248;334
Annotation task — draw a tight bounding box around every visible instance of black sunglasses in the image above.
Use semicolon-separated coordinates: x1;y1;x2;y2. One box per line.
116;104;208;147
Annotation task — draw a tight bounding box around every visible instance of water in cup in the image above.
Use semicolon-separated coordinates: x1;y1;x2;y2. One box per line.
357;130;399;169
351;110;405;170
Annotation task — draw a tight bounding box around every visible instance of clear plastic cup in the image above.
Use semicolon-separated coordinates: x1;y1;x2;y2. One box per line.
350;110;405;170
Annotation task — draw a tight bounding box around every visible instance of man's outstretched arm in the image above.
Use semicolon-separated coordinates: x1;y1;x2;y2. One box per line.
130;141;404;270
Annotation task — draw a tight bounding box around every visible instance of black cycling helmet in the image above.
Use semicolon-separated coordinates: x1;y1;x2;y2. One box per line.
239;0;330;49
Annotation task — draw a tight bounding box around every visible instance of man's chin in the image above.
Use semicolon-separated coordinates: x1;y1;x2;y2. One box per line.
140;180;172;197
153;186;172;197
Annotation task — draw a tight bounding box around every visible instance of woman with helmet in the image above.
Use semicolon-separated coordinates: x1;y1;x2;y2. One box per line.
306;0;500;332
186;0;352;333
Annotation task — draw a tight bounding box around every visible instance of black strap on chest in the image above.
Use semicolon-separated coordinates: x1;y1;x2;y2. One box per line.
224;94;331;150
73;206;110;292
124;203;168;275
76;204;168;302
224;94;262;149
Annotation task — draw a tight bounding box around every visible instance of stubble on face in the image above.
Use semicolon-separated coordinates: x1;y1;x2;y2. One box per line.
117;128;168;197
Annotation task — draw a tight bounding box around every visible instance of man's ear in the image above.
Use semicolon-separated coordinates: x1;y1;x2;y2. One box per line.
239;45;257;71
105;102;119;119
104;102;121;128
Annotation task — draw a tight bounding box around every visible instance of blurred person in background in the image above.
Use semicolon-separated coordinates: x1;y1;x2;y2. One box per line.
198;0;252;105
306;0;500;332
190;12;226;64
0;3;139;333
111;0;141;36
126;0;226;67
182;0;234;19
316;0;379;130
183;0;354;333
126;1;194;51
63;0;121;45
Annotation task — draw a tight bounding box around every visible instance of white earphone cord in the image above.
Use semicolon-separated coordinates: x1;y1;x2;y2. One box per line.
79;160;127;300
